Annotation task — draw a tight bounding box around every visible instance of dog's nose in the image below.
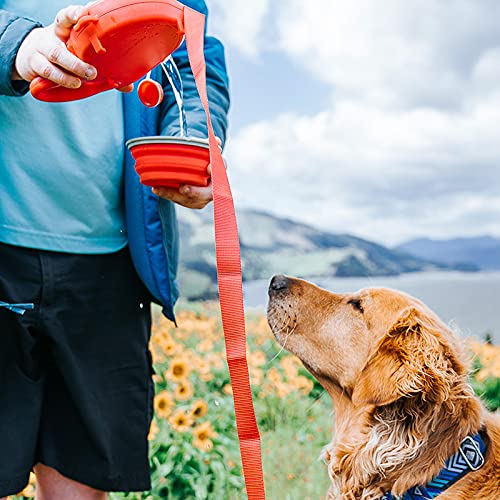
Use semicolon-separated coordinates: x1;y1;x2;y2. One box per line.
269;274;290;292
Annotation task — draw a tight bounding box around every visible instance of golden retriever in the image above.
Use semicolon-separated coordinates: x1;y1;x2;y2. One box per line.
267;275;500;500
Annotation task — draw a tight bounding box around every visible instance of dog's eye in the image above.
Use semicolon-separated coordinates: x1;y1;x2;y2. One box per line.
348;298;364;313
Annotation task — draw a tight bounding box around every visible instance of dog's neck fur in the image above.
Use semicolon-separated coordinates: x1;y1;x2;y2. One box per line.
317;375;483;500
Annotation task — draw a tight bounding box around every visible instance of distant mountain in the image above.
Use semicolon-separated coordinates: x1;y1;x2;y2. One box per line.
395;236;500;271
177;208;461;300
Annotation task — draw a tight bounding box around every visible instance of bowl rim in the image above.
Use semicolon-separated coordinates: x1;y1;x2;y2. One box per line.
126;136;210;150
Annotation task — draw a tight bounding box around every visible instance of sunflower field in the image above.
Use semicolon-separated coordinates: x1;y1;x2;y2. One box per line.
10;304;500;500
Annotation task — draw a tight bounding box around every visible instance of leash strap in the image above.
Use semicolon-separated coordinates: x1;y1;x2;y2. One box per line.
381;433;486;499
183;6;266;499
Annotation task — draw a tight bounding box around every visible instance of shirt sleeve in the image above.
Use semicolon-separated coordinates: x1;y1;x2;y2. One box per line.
0;10;42;97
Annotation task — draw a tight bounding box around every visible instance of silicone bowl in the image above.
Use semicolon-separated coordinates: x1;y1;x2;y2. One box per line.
126;136;211;188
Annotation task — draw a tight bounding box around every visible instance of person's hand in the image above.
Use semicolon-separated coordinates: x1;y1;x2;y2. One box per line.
12;5;96;88
12;4;134;92
152;138;223;210
153;164;214;210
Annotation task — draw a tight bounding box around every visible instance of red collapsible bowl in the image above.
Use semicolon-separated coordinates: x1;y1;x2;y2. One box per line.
30;0;185;102
126;136;211;189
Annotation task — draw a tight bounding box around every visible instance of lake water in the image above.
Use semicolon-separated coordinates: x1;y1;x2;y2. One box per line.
243;271;500;344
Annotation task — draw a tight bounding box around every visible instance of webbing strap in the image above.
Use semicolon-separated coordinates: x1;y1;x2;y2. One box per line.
183;6;266;499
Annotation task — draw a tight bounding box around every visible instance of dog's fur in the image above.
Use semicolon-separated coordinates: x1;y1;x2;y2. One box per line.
267;276;500;500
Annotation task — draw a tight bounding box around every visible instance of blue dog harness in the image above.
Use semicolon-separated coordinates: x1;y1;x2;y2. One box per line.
381;433;486;499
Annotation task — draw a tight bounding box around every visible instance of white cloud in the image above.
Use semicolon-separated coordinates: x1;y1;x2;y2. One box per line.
208;0;270;58
276;0;500;108
227;91;500;244
213;0;500;244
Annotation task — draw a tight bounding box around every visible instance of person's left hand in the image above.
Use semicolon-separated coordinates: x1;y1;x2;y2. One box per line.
152;164;213;210
153;138;223;210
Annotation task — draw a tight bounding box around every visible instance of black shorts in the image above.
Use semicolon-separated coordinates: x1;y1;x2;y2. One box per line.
0;242;153;496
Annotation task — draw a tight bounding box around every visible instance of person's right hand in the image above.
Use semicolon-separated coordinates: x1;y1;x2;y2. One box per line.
12;4;96;89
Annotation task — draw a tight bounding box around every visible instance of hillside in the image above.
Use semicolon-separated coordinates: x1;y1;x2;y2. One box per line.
396;236;499;271
176;207;456;300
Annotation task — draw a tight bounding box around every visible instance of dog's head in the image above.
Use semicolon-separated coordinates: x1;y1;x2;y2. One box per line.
268;275;486;497
267;275;466;407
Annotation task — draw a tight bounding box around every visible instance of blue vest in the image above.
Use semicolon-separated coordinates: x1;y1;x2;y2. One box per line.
123;69;180;322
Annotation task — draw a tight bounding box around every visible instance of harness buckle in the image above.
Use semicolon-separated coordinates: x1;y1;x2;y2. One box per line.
459;436;484;471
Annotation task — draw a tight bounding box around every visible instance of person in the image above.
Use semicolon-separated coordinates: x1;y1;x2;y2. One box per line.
0;1;230;499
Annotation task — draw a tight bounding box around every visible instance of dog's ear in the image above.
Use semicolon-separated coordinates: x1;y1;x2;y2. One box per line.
352;307;461;407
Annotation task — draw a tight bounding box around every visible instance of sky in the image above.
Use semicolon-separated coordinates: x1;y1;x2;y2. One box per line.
205;0;500;246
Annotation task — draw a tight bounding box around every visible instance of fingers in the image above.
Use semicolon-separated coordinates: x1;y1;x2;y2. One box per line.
45;43;96;80
14;3;98;87
55;5;84;26
31;51;82;88
118;84;135;93
152;185;213;210
51;5;97;84
54;5;86;40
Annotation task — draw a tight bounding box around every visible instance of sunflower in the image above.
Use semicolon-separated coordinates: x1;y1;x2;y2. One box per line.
149;346;165;364
280;356;300;377
194;358;214;382
148;420;159;441
169;409;194;432
207;353;224;369
158;336;179;356
190;399;208;419
18;472;36;498
249;350;266;367
250;367;264;386
292;375;314;395
194;358;210;374
267;367;282;384
175;380;194;401
165;357;191;382
192;421;217;451
200;371;214;382
276;381;292;399
255;336;266;346
154;390;175;419
196;339;214;353
154;329;171;343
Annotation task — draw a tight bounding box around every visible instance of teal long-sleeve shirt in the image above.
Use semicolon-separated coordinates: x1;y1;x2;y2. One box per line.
0;0;230;255
0;0;127;253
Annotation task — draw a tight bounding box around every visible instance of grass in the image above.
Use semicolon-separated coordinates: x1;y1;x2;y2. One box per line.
259;394;332;499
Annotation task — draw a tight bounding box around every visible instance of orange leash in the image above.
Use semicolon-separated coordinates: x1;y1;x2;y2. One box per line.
184;6;266;499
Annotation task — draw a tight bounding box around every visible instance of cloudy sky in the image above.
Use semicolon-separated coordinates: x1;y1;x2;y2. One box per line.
206;0;500;246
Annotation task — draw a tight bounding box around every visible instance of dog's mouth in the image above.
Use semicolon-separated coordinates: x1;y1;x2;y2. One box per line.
267;300;298;347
